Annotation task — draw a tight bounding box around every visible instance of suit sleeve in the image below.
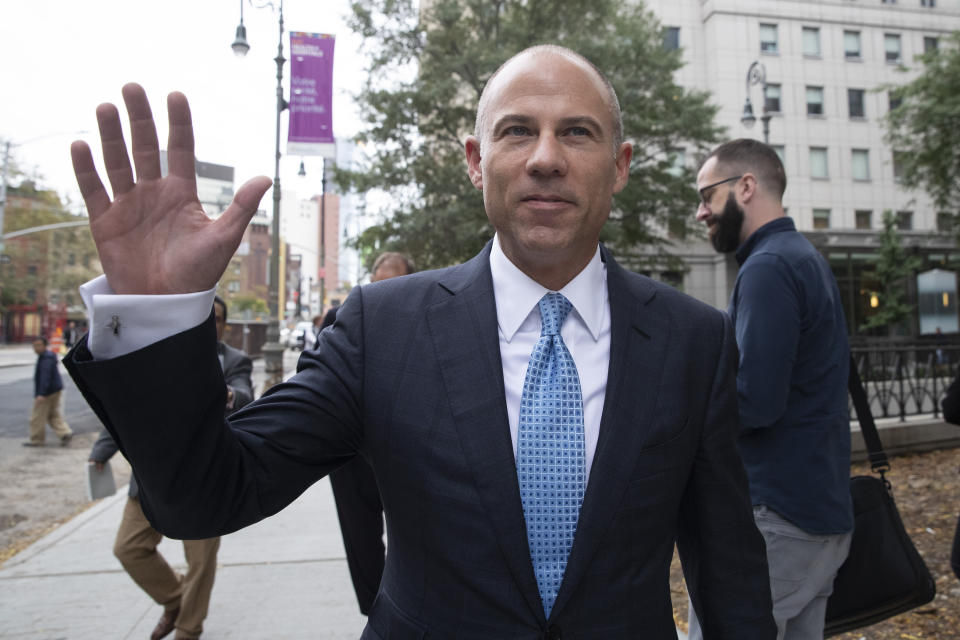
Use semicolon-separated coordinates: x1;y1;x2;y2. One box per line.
676;311;777;638
89;429;120;463
224;349;254;412
64;287;366;539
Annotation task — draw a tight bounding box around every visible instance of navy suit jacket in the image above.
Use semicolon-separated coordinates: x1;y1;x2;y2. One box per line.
88;340;253;499
65;243;774;639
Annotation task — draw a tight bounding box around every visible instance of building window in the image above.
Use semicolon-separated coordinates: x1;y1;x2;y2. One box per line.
663;27;680;51
765;83;782;113
855;210;872;229
760;23;778;54
806;86;824;116
228;280;240;292
772;145;786;165
810;147;829;179
889;91;903;112
896;211;913;231
921;0;936;7
852;149;871;180
844;30;862;59
802;27;821;57
848;89;866;119
893;151;906;181
813;209;831;229
885;34;902;63
924;36;939;53
937;212;954;232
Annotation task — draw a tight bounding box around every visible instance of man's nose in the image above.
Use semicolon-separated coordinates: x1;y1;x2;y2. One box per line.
696;201;711;222
526;135;567;176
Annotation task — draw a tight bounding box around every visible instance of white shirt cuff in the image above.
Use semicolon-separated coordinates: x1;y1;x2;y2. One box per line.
79;275;216;360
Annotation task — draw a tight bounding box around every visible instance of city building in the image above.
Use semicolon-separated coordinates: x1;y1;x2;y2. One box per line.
646;0;960;337
0;184;100;342
160;151;235;218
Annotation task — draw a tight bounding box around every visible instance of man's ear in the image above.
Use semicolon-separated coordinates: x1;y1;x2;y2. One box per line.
464;136;483;190
739;172;759;203
612;142;633;194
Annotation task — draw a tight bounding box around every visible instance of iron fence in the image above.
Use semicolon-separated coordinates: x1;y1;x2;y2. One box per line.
851;344;959;421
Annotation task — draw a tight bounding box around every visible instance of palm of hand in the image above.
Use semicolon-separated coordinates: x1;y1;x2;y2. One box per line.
72;83;272;296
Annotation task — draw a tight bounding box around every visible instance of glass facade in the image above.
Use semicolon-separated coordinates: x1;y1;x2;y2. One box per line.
826;248;960;337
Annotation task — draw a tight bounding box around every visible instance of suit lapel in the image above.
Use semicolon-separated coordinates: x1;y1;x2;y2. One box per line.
426;245;547;624
550;248;672;619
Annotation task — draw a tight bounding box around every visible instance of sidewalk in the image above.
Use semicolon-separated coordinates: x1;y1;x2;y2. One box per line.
0;344;35;368
0;478;368;639
0;347;372;638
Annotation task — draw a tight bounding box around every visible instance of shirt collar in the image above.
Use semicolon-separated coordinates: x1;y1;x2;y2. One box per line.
735;216;796;265
489;234;606;342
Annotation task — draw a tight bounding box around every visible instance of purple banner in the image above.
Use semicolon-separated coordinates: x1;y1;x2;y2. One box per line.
287;32;336;158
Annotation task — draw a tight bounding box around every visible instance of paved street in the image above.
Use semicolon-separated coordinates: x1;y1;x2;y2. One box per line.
0;359;104;440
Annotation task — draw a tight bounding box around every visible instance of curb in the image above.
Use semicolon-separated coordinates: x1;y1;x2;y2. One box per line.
1;486;129;571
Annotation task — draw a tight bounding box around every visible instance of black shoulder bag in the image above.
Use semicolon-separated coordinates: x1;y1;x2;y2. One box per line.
824;357;937;635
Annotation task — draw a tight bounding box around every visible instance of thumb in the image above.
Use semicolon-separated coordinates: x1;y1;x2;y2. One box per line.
219;175;272;239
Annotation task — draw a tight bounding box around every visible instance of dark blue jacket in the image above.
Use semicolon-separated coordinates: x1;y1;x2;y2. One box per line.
35;350;64;397
731;217;853;535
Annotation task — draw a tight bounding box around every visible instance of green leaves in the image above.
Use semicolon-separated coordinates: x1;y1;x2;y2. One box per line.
859;210;922;334
883;32;960;216
340;0;722;271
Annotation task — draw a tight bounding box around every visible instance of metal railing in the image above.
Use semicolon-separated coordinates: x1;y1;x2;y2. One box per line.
851;345;958;421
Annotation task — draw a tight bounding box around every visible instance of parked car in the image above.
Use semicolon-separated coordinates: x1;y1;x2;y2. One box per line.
288;321;316;351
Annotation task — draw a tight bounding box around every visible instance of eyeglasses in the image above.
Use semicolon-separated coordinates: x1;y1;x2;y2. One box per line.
698;175;743;205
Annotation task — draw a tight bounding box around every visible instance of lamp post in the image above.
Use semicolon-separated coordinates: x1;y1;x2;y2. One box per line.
740;60;772;144
319;163;328;312
232;0;287;387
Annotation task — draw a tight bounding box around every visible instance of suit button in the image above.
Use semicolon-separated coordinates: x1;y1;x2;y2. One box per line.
543;625;561;640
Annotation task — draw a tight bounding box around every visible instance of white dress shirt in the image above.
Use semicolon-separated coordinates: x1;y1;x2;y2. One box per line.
489;236;610;480
80;238;612;478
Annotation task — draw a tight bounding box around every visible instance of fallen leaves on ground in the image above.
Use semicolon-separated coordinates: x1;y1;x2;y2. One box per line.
670;447;960;639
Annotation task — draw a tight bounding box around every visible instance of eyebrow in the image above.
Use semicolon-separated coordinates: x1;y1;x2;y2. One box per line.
491;114;606;138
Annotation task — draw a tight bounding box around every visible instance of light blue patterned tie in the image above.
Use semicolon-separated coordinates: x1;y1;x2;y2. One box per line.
517;292;586;618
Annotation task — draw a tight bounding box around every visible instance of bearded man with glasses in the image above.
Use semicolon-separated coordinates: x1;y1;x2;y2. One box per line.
691;139;853;640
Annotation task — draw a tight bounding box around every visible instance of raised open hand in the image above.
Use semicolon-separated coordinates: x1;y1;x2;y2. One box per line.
71;83;272;295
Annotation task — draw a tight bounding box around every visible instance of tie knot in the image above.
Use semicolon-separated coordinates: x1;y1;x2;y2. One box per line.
538;293;572;336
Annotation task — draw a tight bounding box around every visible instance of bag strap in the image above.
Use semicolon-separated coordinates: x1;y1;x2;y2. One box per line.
848;354;891;477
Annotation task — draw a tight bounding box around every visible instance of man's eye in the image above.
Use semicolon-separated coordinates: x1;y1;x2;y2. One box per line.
567;126;590;136
506;126;529;136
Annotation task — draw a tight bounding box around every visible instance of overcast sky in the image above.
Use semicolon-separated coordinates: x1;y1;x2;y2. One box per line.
0;0;370;213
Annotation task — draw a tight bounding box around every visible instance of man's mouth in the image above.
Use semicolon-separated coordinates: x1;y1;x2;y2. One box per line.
521;194;574;210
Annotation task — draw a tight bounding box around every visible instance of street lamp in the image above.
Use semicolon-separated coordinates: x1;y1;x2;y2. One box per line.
741;60;772;144
319;163;328;312
232;0;288;388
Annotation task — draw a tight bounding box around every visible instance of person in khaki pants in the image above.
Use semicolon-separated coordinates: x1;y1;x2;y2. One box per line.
88;297;252;640
24;337;73;447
